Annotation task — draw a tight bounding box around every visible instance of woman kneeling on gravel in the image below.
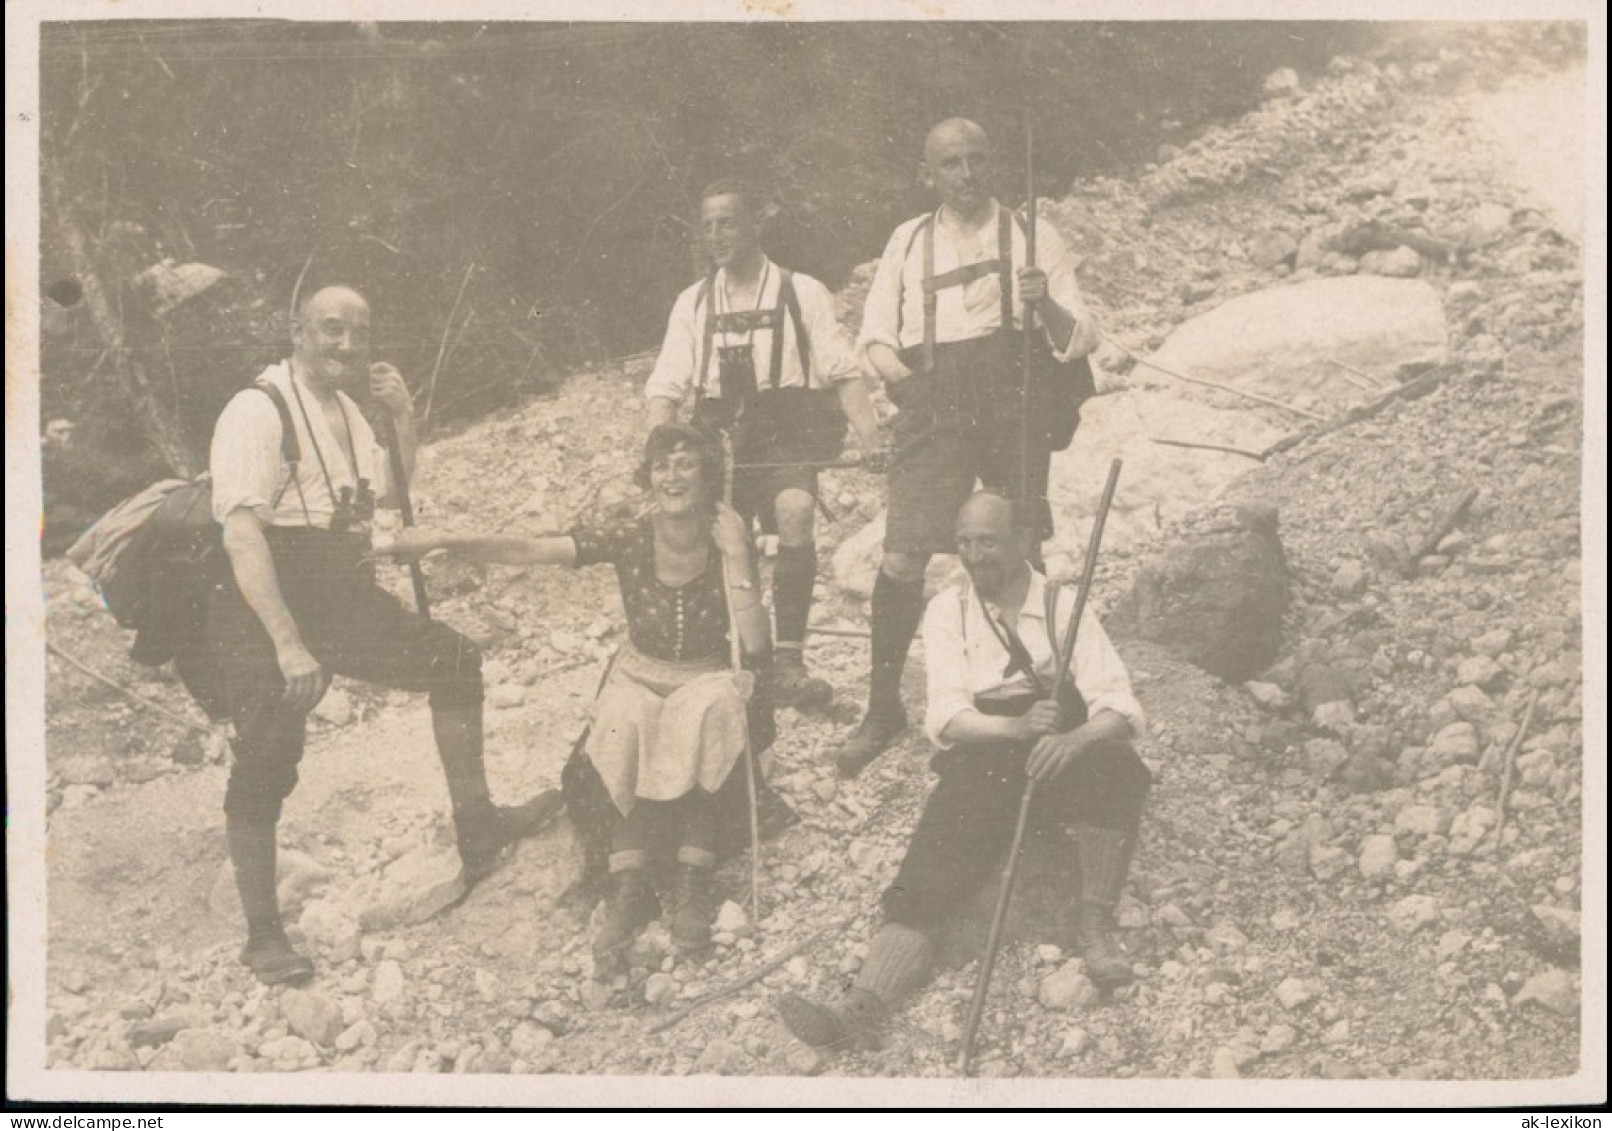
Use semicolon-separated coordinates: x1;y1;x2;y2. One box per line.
379;423;774;975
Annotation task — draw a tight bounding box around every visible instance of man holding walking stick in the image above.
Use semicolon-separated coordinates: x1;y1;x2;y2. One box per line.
835;117;1101;778
208;284;560;986
776;490;1148;1058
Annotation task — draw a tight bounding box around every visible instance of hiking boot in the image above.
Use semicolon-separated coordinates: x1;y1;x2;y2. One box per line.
456;790;565;884
667;864;717;952
592;869;657;978
834;707;907;779
1073;903;1135;990
772;652;833;711
240;934;315;987
776;988;887;1052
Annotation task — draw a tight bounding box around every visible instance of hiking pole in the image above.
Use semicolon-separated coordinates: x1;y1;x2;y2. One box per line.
379;413;431;619
957;778;1038;1076
717;425;764;921
956;458;1123;1076
1054;459;1123;713
1020;112;1037;519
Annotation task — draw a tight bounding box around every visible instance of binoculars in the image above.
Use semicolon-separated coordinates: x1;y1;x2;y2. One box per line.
331;477;377;534
697;344;759;432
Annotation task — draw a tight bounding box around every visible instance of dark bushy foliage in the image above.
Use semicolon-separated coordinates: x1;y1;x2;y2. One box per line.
40;19;1382;510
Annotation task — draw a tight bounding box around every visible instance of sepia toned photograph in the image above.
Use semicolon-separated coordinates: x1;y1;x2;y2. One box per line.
6;0;1604;1109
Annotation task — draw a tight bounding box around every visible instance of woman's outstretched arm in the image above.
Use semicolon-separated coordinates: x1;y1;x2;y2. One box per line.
381;527;579;568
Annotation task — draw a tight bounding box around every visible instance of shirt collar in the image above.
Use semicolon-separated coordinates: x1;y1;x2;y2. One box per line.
963;564;1049;622
715;256;773;301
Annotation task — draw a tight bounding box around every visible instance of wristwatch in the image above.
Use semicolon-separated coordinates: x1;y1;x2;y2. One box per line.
728;577;755;591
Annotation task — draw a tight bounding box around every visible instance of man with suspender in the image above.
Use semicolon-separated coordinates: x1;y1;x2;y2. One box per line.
207;285;559;985
647;179;886;709
777;491;1149;1058
833;118;1101;778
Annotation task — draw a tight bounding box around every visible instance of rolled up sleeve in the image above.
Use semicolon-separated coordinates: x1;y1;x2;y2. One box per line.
1071;607;1147;740
856;223;915;363
922;593;978;750
209;390;284;524
1036;219;1100;362
797;276;861;384
644;288;701;406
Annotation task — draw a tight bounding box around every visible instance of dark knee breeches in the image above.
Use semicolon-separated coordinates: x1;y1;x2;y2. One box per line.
881;738;1151;934
210;529;483;820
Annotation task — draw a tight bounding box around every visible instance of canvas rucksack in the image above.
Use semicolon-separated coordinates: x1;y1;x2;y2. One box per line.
65;380;300;718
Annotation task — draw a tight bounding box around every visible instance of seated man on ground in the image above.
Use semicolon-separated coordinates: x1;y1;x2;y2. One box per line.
776;490;1150;1056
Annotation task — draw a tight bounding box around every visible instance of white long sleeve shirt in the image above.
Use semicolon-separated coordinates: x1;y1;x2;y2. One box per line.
922;569;1146;750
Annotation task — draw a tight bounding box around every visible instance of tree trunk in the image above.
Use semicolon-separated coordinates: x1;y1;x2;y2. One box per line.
46;174;201;479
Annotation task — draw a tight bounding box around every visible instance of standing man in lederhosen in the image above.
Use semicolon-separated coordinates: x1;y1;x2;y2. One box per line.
646;179;887;711
833;118;1101;779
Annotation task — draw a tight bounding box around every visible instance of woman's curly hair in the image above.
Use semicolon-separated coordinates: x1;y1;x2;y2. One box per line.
633;421;726;498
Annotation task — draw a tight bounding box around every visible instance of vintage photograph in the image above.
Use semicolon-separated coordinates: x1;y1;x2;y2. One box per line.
7;0;1603;1108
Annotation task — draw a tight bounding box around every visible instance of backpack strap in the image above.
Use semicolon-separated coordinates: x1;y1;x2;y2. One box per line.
253;380;301;464
252;379;303;512
773;269;811;390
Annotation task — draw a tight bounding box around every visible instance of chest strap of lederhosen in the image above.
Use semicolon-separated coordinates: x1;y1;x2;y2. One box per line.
911;205;1015;374
693;268;812;401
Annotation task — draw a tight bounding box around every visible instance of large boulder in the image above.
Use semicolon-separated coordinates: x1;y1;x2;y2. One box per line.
1140;276;1447;408
1109;504;1288;683
1042;391;1285;571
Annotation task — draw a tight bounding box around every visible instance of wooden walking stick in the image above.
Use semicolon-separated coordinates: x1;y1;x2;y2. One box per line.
1020;114;1037;512
716;426;764;921
379;412;431;619
956;458;1124;1076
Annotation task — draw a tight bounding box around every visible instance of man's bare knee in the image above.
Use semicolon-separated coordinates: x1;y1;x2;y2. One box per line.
774;490;816;546
881;551;929;583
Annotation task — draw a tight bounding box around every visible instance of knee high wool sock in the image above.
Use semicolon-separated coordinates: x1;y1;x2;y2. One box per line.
854;923;935;1005
432;703;492;816
1072;824;1134;910
226;811;284;943
772;543;817;650
867;570;925;717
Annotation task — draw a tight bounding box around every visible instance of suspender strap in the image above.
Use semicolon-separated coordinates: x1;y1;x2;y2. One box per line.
776;269;811;388
916;204;1019;374
921;215;937;374
696;268;813;396
694;273;718;400
999;205;1015;332
923;259;1002;293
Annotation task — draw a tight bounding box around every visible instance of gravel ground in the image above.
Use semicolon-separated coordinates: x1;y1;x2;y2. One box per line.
40;29;1589;1087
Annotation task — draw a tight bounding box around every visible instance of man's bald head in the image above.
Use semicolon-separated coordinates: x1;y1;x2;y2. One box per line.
955;490;1030;598
957;489;1018;534
297;285;368;323
924;117;991;164
920;118;993;219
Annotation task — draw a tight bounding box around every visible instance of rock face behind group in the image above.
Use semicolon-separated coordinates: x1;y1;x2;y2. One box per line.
1110;505;1289;683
